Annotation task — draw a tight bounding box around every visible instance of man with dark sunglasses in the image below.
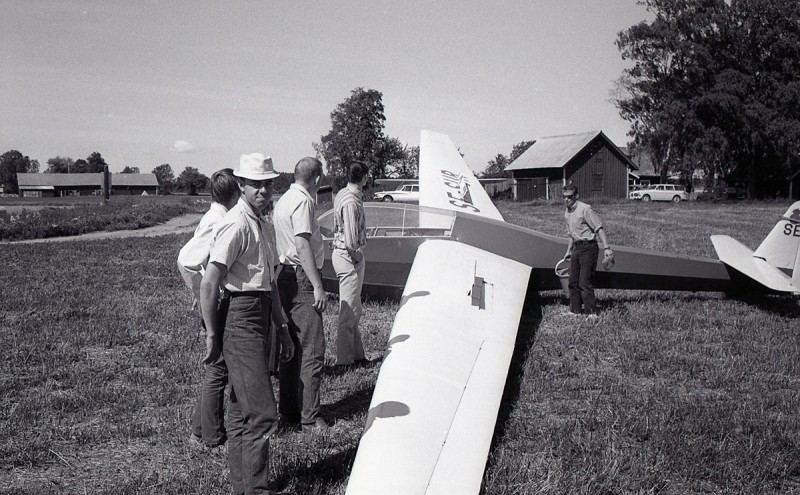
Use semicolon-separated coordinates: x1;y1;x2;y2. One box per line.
562;181;613;317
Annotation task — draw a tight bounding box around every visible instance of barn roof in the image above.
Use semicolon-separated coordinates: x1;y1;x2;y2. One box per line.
506;131;637;172
17;173;158;187
112;173;159;186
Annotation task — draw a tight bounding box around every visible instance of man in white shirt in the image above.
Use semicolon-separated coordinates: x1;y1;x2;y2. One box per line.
273;156;329;433
200;154;294;494
177;168;239;448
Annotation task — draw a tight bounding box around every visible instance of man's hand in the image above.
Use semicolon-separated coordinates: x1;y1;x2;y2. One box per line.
202;333;222;365
602;249;615;271
278;325;295;363
313;286;327;312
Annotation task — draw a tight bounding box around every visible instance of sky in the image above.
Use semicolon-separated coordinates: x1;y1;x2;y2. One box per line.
1;0;650;176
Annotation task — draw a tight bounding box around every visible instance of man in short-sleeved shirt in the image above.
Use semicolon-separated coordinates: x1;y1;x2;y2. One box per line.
562;182;613;316
177;168;239;449
273;156;329;433
200;153;293;495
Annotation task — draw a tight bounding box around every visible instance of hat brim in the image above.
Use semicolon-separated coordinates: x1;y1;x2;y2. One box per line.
234;170;280;181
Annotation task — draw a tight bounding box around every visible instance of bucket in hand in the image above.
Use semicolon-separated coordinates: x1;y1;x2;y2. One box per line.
555;258;570;296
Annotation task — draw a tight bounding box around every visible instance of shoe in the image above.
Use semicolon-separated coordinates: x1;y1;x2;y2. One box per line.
189;433;204;449
586;313;599;320
189;434;225;451
353;358;369;367
301;417;330;433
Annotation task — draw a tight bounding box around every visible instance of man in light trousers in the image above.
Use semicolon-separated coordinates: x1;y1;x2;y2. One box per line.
332;162;369;366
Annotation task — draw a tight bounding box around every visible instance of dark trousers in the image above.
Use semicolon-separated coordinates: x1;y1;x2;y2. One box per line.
277;265;325;425
191;299;229;447
569;241;599;314
223;293;278;495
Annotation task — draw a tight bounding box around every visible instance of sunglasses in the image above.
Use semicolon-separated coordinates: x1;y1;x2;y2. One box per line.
562;194;575;199
244;179;273;190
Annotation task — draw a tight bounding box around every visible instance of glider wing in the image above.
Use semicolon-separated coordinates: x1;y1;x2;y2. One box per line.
345;240;530;494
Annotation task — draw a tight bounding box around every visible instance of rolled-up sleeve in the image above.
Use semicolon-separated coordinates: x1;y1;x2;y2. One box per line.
208;221;243;269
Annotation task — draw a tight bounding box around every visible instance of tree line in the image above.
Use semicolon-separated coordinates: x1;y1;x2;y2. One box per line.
613;0;800;197
0;150;226;196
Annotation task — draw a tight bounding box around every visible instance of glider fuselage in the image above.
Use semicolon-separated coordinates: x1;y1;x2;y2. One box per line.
319;203;734;300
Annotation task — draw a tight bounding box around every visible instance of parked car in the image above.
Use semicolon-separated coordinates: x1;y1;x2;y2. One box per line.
374;184;420;203
629;184;689;203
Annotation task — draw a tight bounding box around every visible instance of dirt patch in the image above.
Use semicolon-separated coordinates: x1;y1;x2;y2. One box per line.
1;214;203;244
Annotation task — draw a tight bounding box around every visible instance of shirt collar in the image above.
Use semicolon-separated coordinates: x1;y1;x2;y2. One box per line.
346;182;363;197
238;197;263;220
289;183;316;204
210;202;229;214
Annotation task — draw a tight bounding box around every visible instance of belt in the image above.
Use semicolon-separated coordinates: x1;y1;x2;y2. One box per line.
280;264;298;272
228;290;271;298
573;239;597;245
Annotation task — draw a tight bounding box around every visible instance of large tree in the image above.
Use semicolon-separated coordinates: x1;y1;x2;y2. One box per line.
481;140;535;178
315;87;392;190
152;163;175;194
0;150;40;194
176;166;209;195
614;0;800;196
72;159;89;174
45;156;75;174
120;166;140;174
386;144;420;179
86;152;108;173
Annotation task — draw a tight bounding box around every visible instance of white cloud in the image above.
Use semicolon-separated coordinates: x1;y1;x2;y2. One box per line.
172;140;196;153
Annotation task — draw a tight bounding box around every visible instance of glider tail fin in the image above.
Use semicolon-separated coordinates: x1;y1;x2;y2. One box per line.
418;130;505;221
753;201;800;282
710;201;800;294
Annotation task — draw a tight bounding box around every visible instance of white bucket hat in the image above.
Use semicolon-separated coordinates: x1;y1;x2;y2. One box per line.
235;153;280;180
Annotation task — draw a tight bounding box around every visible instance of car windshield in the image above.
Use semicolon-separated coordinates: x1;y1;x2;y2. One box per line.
318;203;456;239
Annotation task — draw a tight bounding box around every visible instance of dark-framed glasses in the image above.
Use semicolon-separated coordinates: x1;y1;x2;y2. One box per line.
244;179;273;190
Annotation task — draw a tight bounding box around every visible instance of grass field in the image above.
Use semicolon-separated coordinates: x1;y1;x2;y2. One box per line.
2;199;799;494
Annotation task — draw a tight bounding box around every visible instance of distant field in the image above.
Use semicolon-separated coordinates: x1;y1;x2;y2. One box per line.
1;199;799;494
0;195;209;241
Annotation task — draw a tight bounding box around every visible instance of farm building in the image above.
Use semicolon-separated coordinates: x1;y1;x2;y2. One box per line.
506;131;637;201
17;173;159;197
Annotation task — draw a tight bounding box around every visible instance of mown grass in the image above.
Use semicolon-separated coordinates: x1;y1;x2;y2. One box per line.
2;199;799;494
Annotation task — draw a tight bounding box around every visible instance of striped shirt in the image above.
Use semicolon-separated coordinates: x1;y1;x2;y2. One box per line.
208;197;277;293
332;183;367;252
564;200;603;242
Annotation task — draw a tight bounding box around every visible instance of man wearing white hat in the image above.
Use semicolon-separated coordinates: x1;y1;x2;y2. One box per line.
200;152;295;495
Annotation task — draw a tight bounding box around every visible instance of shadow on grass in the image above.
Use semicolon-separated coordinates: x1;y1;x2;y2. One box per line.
491;280;545;446
322;384;375;425
726;290;800;318
273;447;357;495
322;357;382;378
596;287;799;318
